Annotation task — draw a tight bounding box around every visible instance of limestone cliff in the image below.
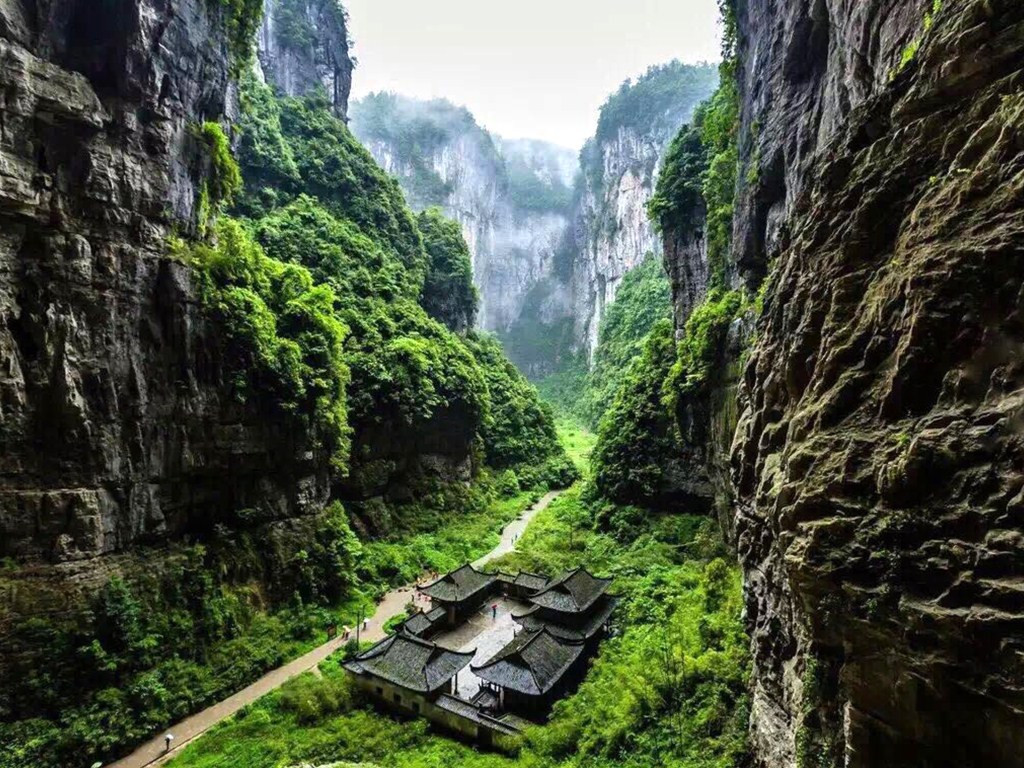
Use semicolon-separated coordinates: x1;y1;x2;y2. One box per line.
349;93;576;335
350;68;717;372
257;0;352;119
0;0;333;569
571;62;718;358
722;0;1024;765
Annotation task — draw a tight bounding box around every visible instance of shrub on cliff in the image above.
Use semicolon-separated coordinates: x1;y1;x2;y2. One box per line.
594;60;719;147
416;207;479;333
664;288;743;408
648;123;708;235
575;255;674;429
181;218;352;470
266;87;427;283
649;0;739;290
208;0;264;73
229;80;574;496
235;72;302;217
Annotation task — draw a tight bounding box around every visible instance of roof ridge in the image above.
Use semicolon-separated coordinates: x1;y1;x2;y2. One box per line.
398;630;436;647
356;634;397;660
472;627;543;670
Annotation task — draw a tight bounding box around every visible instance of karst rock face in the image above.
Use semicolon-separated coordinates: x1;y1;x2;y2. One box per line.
350;99;577;336
728;0;1024;765
571;124;676;358
0;0;336;636
257;0;352;119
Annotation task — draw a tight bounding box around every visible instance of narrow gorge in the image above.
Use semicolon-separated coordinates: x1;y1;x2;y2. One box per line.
1;1;1022;768
349;62;719;375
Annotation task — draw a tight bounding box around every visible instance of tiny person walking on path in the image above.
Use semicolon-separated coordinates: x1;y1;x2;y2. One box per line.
164;733;174;752
363;617;369;631
492;603;497;619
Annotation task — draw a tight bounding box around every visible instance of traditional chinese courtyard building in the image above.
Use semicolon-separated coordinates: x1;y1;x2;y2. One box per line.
514;567;618;648
345;562;617;746
419;564;497;626
471;626;587;716
344;631;524;747
344;632;474;711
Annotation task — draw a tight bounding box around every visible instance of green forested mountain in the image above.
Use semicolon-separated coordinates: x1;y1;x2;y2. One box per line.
225;74;574;505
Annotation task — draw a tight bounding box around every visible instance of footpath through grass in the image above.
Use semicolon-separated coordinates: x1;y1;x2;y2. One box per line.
168;482;750;768
0;475;541;768
357;486;542;601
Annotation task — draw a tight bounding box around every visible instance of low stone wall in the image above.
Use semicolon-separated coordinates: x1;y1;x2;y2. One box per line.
349;675;520;751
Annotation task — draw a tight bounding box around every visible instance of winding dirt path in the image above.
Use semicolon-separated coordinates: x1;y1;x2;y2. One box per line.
108;490;560;768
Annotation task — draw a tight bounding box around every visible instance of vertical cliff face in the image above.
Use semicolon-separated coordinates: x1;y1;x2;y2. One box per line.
571;126;670;357
349;94;577;335
727;0;1024;765
350;68;716;371
256;0;352;119
0;0;337;608
1;0;304;563
570;62;719;358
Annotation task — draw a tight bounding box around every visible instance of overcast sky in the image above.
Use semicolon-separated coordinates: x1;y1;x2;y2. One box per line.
344;0;723;150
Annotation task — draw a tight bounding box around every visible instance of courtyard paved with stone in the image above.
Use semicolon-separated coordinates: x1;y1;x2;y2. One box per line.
433;596;531;700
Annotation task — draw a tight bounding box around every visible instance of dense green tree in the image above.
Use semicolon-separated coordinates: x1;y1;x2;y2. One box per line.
647;123;708;235
593;60;719;146
575;255;674;428
416;207;479;332
464;334;578;487
183;218;352;469
279;92;427;283
591;320;683;508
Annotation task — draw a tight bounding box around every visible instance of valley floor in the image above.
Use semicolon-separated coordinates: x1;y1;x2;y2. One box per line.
110;493;563;768
161;442;750;768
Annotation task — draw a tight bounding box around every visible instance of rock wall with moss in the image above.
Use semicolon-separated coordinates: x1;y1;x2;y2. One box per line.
0;1;572;764
732;1;1024;765
648;0;1024;766
0;0;340;759
0;0;315;566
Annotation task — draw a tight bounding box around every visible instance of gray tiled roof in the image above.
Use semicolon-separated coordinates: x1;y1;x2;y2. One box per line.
518;595;619;640
401;605;448;636
426;606;446;621
471;627;584;695
513;571;549;592
496;571;549;594
344;632;473;693
402;612;434;636
420;564;495;603
528;567;610;615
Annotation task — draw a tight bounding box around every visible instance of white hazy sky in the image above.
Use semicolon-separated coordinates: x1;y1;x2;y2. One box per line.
345;0;722;150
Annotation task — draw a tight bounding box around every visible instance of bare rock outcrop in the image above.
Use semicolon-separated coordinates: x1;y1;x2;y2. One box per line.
0;0;330;620
257;0;353;119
